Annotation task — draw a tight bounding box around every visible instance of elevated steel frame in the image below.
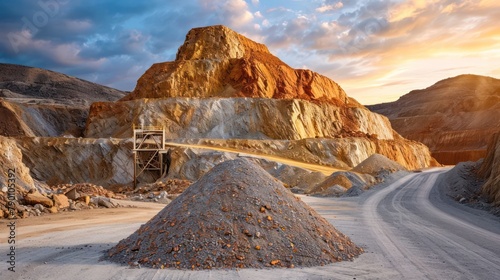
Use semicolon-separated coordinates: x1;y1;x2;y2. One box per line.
133;125;166;188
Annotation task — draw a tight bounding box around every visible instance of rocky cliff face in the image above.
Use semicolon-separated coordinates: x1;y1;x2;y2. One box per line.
0;136;36;192
368;74;500;165
477;133;500;206
15;137;136;188
174;138;435;171
86;97;394;140
0;100;88;137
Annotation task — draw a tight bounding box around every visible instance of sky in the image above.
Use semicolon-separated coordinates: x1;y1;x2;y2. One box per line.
1;0;499;105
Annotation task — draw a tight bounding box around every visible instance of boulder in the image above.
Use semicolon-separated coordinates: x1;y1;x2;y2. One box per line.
24;191;53;208
53;194;70;209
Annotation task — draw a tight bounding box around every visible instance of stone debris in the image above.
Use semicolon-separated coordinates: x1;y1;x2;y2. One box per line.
128;179;192;203
0;182;135;219
105;159;363;269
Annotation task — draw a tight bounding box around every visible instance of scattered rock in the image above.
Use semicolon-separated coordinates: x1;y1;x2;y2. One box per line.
91;196;114;208
69;201;79;211
34;203;45;212
65;187;80;200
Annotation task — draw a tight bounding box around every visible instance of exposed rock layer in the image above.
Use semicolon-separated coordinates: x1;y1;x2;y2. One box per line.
86;97;394;140
0;100;88;137
15;137;136;188
477;133;500;206
368;74;500;164
0;136;35;192
170;138;436;171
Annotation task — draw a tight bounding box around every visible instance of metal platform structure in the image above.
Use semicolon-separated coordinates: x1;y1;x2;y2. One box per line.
133;125;167;188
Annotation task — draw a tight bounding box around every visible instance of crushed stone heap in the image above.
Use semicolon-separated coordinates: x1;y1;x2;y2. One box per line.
352;153;407;176
105;158;363;269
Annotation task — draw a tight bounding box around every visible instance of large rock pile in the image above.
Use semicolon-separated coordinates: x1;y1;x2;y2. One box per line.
369;74;500;165
106;159;363;269
305;154;407;197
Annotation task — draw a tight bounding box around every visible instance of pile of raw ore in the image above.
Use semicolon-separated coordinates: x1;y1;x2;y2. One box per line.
105;158;363;269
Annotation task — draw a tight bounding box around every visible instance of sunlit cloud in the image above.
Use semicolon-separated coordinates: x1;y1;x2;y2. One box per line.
316;2;344;13
1;0;499;104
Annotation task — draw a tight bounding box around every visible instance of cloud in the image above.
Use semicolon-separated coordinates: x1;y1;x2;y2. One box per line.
316;2;344;13
201;0;254;28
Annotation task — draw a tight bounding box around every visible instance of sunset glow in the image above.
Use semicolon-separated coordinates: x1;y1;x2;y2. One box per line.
1;0;499;105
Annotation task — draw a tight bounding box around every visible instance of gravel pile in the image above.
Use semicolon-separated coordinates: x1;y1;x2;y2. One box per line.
352;153;406;175
105;158;362;269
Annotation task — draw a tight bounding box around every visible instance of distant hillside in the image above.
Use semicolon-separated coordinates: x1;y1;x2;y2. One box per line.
0;63;126;105
0;63;126;137
368;74;500;164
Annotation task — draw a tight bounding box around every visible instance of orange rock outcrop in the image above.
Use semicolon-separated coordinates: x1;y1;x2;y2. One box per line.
122;25;349;105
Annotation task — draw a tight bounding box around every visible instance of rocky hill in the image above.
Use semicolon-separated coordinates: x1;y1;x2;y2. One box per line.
368;74;500;164
122;25;350;105
0;63;125;104
86;25;436;171
0;63;126;137
1;25;438;203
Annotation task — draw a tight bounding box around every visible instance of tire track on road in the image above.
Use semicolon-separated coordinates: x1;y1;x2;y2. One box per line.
363;173;428;279
364;170;500;280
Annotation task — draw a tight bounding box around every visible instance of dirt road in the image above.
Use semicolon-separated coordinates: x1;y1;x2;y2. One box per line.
164;141;340;175
361;169;500;279
1;169;499;279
